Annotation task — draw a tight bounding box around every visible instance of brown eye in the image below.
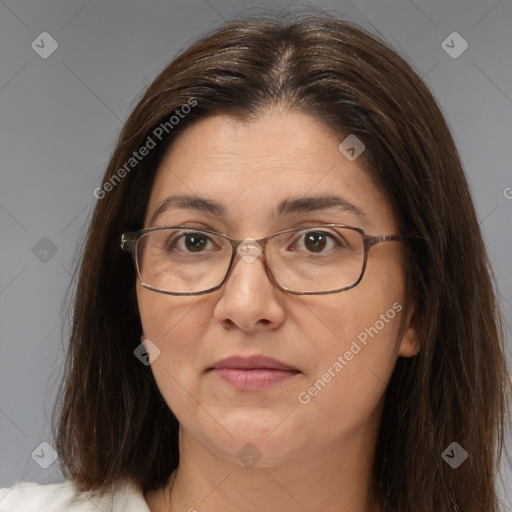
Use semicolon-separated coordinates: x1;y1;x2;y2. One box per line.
303;232;329;253
182;233;209;252
166;232;214;254
291;230;343;254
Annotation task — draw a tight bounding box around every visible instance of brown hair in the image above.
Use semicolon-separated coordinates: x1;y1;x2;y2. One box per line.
53;8;511;511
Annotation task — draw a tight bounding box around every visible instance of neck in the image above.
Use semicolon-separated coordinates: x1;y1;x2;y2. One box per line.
145;411;383;512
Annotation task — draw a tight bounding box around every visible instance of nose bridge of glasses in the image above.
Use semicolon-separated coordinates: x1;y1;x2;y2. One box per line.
215;235;277;294
232;235;267;265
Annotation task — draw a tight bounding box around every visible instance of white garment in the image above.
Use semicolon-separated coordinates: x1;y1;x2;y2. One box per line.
0;479;150;511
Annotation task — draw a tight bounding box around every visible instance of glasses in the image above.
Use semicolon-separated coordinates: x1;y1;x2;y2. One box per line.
120;224;413;296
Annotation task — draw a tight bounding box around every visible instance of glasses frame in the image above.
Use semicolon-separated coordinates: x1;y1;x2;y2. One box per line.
120;224;415;296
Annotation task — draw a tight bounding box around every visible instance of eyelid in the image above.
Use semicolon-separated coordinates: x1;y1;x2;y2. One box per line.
152;221;364;238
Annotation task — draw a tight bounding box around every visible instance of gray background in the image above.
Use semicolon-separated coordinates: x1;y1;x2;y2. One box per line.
1;0;511;505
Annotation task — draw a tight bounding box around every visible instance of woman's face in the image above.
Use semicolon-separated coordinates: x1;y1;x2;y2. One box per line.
137;110;419;467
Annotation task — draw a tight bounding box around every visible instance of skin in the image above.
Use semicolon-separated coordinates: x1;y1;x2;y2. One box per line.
140;110;420;512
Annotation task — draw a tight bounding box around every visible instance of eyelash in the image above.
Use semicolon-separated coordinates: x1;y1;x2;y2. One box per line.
167;229;345;256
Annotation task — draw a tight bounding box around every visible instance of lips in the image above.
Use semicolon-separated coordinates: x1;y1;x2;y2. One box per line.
208;355;300;390
209;355;298;372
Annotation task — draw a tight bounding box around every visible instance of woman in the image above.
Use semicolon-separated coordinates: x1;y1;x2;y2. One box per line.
1;9;510;512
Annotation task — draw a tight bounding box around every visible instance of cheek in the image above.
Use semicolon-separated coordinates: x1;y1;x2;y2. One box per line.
302;255;405;355
137;282;211;341
136;286;243;436
303;290;403;380
136;286;210;397
294;265;404;431
342;261;405;373
295;305;402;441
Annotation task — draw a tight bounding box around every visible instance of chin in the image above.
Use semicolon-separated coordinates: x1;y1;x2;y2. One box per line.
200;417;310;466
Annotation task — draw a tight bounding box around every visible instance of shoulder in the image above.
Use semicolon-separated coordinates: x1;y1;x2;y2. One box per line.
0;479;150;512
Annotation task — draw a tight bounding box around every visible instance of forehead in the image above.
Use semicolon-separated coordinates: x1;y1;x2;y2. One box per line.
145;111;395;232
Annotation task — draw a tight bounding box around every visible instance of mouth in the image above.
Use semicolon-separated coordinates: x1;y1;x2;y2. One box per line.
208;355;301;391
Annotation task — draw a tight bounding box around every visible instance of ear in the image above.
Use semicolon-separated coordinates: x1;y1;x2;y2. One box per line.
398;304;421;358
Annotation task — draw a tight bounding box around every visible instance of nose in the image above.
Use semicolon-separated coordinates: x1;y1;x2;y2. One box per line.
212;244;285;333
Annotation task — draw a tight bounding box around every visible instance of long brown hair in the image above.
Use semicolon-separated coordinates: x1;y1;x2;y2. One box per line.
53;8;511;511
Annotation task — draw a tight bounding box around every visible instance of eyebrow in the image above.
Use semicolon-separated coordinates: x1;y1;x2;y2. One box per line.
149;193;366;226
